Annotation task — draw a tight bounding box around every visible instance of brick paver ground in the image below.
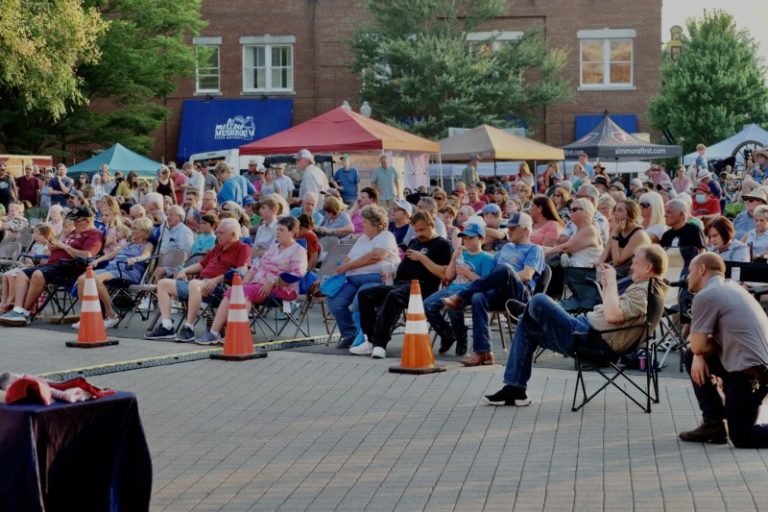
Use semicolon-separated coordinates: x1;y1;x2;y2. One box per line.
4;325;766;512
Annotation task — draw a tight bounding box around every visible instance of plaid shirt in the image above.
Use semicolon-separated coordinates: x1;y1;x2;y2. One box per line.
586;279;665;353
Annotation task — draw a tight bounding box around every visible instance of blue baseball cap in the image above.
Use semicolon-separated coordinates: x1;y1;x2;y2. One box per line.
481;203;501;215
242;196;256;206
459;222;485;238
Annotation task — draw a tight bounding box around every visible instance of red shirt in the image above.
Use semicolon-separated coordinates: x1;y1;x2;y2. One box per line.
691;196;721;217
48;228;104;265
15;176;40;205
298;231;321;258
171;171;186;205
199;240;251;279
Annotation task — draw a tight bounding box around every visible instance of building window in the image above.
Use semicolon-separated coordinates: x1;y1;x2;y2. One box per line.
467;31;523;56
192;37;222;94
241;35;295;93
578;29;635;89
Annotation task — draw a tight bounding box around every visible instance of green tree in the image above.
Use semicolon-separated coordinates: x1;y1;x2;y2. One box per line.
0;0;106;120
648;10;768;153
351;0;571;139
0;0;205;157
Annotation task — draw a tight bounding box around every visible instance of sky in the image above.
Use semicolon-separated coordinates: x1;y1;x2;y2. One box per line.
662;1;768;73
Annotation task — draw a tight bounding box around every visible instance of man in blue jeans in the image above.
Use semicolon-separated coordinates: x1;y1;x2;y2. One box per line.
441;213;545;366
483;244;667;406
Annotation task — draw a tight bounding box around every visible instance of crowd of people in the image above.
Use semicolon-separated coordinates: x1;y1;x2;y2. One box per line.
1;143;767;447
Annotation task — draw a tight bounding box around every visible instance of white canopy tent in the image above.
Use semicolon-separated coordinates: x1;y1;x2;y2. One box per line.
683;124;768;168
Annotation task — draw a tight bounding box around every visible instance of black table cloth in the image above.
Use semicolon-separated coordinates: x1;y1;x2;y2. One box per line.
0;391;152;512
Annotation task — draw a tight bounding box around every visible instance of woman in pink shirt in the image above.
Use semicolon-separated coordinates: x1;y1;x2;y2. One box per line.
529;195;563;247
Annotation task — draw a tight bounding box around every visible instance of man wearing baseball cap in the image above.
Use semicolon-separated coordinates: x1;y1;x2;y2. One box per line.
0;206;103;326
462;154;480;188
297;149;330;206
423;221;494;357
333;154;360;207
442;212;546;366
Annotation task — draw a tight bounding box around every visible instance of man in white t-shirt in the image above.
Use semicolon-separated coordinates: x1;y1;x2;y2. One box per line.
181;161;204;202
297;149;329;205
273;163;295;201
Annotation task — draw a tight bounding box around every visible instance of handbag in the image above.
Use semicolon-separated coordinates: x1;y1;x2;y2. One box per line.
319;273;346;298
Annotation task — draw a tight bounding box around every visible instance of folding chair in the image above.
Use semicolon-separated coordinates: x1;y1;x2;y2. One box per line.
292;243;355;344
571;278;667;413
318;236;340;265
655;248;688;369
0;242;23;272
105;254;164;328
133;249;189;331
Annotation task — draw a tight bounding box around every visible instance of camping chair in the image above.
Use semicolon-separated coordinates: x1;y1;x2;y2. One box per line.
135;249;190;331
571;278;667;413
0;242;23;272
489;264;553;352
318;236;340;265
655;248;688;370
250;272;308;341
105;253;165;328
560;266;602;313
292;243;355;344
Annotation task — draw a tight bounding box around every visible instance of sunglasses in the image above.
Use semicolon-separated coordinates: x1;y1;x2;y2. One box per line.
553;193;563;198
639;202;651;208
748;198;763;203
570;207;583;212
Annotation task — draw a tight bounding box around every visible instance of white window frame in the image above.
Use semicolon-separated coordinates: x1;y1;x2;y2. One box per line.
577;28;635;91
193;37;222;94
467;31;523;54
240;35;296;93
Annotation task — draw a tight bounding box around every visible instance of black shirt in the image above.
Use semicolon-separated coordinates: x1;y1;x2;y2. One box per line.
395;236;453;297
660;222;706;271
0;175;14;209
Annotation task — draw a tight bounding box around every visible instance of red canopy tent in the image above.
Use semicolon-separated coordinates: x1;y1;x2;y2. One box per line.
239;107;439;155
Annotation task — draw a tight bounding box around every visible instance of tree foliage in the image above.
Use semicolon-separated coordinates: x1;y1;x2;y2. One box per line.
0;0;106;120
351;0;572;139
0;0;205;157
648;10;768;153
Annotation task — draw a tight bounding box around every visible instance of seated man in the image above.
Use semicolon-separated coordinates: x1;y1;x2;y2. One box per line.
441;213;545;366
0;206;104;326
352;211;452;358
423;221;494;357
144;218;250;342
483;244;668;406
151;205;195;282
678;253;768;447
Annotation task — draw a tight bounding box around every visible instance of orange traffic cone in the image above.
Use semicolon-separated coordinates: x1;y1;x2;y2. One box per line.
211;273;266;361
66;266;119;348
390;280;446;375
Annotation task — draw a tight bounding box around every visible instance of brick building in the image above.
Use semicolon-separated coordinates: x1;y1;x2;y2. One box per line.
154;0;662;163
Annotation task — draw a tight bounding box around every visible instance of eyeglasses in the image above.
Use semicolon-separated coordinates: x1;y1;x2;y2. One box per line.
553;193;563;198
570;207;583;212
639;202;651;208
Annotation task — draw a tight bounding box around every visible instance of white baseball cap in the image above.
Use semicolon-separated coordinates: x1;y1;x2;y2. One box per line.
296;149;314;161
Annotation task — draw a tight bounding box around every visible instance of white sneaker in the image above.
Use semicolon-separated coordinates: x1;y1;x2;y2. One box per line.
71;321;80;330
138;297;151;311
103;317;120;329
371;346;387;359
350;341;373;356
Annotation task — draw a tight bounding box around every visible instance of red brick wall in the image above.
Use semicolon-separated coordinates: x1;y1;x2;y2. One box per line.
149;0;662;160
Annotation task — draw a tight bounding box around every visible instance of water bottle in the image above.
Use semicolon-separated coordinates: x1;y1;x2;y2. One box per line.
456;251;467;285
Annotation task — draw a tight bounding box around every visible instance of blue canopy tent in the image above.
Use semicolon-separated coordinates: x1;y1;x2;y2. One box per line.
67;143;163;178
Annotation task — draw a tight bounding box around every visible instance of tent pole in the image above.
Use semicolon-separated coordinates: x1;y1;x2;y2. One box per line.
438;153;443;190
494;159;497;177
533;160;537;193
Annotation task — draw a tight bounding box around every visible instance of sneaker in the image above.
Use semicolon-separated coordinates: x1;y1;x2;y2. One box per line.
371;346;387;359
483;385;531;406
350;341;373;356
137;297;151;311
103;317;120;329
71;321;80;330
0;310;30;326
144;324;176;340
194;331;224;346
336;336;355;349
176;325;196;343
678;421;727;444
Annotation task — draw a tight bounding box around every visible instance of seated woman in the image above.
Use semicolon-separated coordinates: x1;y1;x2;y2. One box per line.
544;198;603;268
72;218;155;329
639;191;667;243
529;195;563;247
251;196;280;262
601;199;651;278
194;216;308;345
0;224;53;311
328;205;400;349
743;205;768;261
315;196;354;239
552;185;572;223
388;199;412;246
706;216;749;262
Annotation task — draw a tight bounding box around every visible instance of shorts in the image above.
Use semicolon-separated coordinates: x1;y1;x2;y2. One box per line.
175;279;226;306
95;267;142;285
23;262;84;288
228;282;296;304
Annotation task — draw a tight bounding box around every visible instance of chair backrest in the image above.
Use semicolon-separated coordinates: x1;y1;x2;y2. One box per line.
725;261;768;283
0;241;21;260
317;243;354;277
159;249;188;269
560;267;602;312
16;229;34;252
183;252;204;268
534;265;553;295
319;236;340;254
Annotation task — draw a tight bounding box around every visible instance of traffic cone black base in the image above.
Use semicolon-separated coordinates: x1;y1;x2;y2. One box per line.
389;365;446;375
66;339;119;349
211;351;267;361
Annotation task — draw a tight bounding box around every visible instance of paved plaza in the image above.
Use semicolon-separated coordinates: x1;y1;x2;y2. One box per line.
4;318;768;511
